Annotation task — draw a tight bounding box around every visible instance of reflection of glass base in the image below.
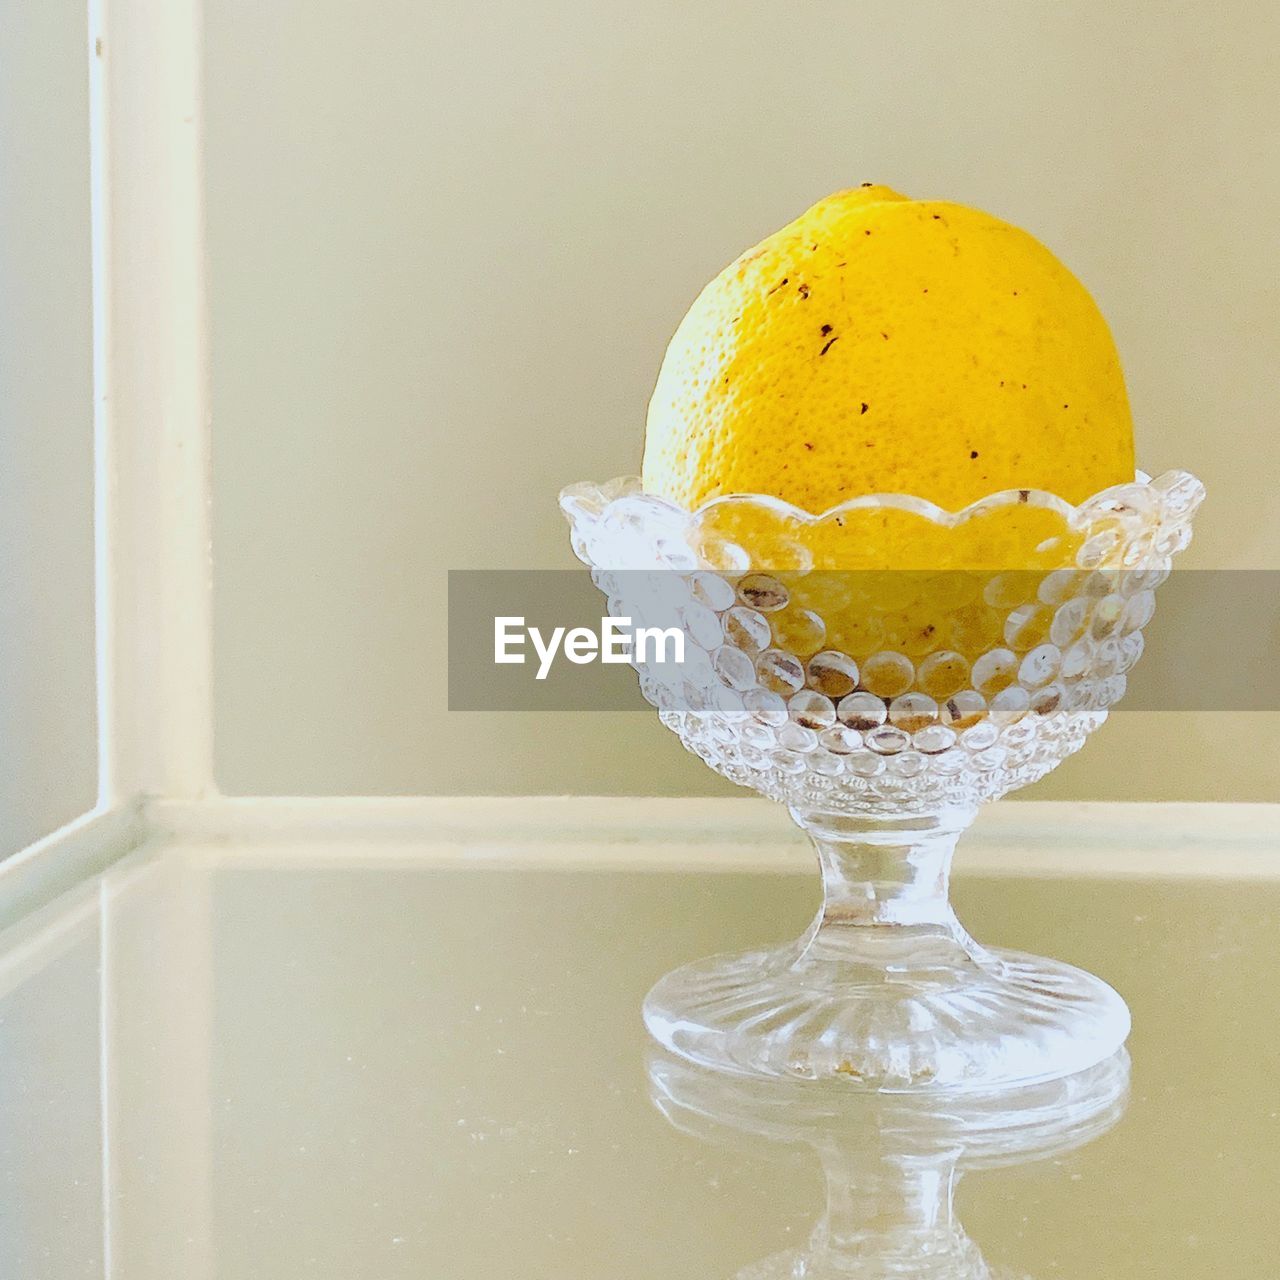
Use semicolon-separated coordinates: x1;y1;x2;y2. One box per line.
732;1250;1032;1280
731;1246;1028;1280
650;1045;1128;1280
644;943;1130;1091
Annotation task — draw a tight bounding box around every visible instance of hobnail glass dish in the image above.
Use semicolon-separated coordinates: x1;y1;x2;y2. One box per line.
560;469;1203;1089
648;1045;1130;1279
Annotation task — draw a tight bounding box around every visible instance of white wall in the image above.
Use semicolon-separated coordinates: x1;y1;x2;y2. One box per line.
207;0;1280;800
0;0;97;851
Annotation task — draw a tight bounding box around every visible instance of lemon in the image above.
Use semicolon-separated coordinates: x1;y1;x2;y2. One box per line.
642;186;1134;515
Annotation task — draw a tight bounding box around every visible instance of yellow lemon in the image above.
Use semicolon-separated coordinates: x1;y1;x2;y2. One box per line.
642;185;1134;515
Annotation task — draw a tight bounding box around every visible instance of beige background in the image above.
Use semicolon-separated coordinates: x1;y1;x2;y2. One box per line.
0;0;97;855
208;0;1280;800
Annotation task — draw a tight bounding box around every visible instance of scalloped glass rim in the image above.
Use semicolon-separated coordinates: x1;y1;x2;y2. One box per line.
560;469;1204;532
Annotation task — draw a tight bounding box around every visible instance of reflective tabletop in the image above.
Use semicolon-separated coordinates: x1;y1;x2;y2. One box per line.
2;839;1277;1278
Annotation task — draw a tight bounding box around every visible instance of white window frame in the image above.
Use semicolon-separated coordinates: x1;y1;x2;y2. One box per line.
4;0;212;915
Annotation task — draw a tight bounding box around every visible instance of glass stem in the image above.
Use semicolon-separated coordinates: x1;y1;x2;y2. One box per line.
788;806;991;979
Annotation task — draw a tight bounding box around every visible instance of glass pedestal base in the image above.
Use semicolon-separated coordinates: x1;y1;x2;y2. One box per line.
645;807;1130;1090
644;942;1130;1090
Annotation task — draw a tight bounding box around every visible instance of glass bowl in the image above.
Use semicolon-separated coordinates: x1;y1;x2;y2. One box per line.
561;470;1203;1089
